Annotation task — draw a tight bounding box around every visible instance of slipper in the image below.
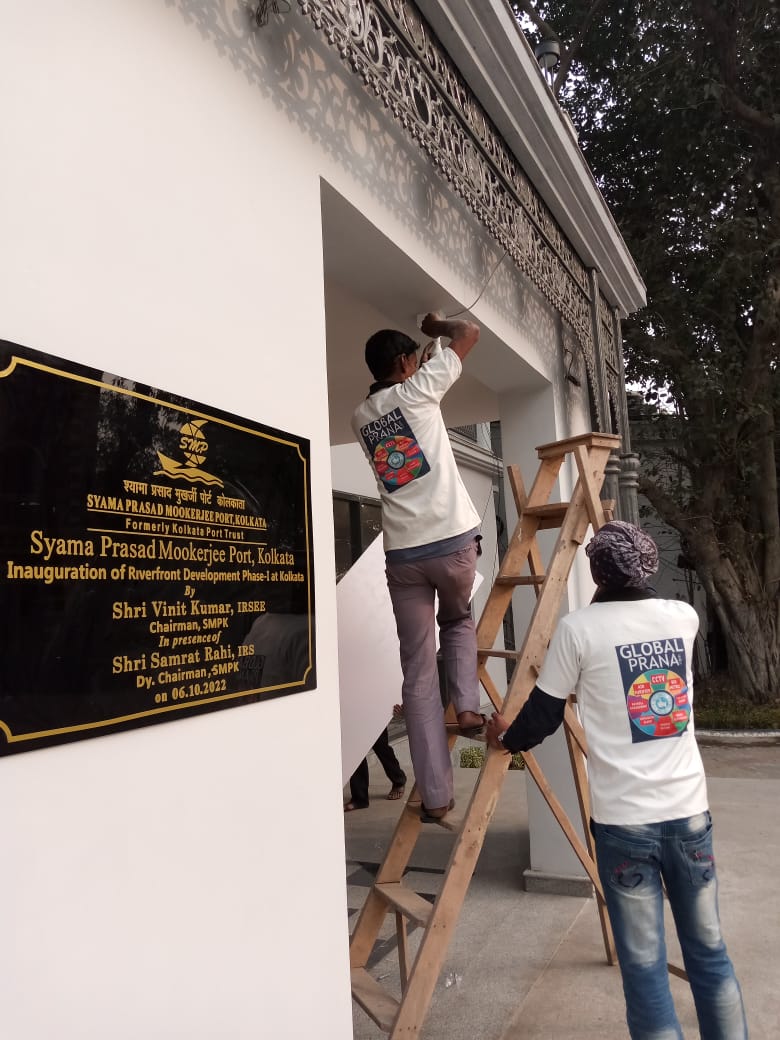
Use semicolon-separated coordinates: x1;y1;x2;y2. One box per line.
457;712;487;737
420;798;455;823
343;801;369;812
386;784;406;801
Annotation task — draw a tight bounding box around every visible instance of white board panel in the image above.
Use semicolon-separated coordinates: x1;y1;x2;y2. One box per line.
337;536;482;784
337;536;401;784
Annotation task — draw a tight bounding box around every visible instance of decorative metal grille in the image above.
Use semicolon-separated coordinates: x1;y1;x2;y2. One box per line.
298;0;594;351
599;291;619;373
564;323;603;430
606;369;622;430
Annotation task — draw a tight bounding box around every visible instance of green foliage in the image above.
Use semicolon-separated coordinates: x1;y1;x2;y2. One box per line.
459;746;485;768
695;701;780;731
516;1;780;702
518;1;777;434
459;746;525;769
695;674;780;730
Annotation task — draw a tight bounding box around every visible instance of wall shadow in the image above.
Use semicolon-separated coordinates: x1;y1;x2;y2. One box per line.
164;0;560;366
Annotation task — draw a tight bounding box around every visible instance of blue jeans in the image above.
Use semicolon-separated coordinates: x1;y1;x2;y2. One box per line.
591;812;747;1040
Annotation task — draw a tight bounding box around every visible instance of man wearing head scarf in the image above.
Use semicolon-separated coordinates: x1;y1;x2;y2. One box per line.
486;521;747;1040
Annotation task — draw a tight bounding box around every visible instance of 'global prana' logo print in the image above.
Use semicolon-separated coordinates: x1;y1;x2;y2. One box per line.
372;435;425;487
626;669;690;738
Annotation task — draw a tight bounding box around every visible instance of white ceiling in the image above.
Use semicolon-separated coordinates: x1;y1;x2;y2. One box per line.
320;183;547;446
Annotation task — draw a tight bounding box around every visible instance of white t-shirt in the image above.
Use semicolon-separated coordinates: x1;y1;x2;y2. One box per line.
537;598;708;824
351;349;480;551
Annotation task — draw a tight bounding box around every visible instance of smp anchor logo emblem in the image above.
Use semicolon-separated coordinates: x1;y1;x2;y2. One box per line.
155;418;224;487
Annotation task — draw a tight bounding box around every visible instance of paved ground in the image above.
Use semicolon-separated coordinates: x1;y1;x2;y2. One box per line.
344;737;780;1040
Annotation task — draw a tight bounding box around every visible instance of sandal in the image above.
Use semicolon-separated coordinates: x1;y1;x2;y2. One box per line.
456;712;487;737
420;798;455;823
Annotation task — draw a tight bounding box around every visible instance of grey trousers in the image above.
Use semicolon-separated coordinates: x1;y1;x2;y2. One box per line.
386;542;480;808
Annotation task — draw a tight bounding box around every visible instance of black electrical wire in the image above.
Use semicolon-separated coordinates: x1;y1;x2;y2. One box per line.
446;249;509;318
253;0;291;27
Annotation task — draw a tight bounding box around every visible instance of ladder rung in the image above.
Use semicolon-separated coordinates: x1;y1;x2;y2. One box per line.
347;440;619;1034
351;967;399;1031
522;502;570;529
523;502;569;518
375;882;433;928
444;724;486;744
535;432;620;458
419;806;464;832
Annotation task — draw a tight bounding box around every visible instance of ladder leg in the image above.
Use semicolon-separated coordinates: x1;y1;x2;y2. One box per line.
396;912;409;991
475;455;564;654
563;704;617;965
351;729;461;968
390;749;510;1038
506;464;546;585
477;663;503;711
348;435;624;1036
349;793;423;968
573;443;609;532
521;751;606;896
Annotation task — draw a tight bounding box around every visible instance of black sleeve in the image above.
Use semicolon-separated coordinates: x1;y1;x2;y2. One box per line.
501;685;566;753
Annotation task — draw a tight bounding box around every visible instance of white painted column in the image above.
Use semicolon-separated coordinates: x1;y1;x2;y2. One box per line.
498;385;591;893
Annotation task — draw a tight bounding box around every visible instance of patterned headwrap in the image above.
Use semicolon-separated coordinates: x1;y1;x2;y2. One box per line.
585;520;659;589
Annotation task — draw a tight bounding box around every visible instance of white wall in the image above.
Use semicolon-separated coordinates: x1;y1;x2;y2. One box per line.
0;4;615;1032
498;379;600;880
0;4;351;1038
331;442;382;499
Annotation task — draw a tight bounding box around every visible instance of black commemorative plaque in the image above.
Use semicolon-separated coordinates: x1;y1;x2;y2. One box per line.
0;340;316;755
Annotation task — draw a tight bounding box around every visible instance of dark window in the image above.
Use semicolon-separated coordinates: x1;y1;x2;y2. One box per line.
452;424;477;441
333;493;382;581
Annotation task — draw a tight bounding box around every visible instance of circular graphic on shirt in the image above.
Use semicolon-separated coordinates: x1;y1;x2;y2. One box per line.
649;690;674;716
626;669;690;738
373;436;425;488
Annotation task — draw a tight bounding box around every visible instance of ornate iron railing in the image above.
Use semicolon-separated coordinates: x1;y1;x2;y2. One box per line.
301;5;586;327
298;0;624;435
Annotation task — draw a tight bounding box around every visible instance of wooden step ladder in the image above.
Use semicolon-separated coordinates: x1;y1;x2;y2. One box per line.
349;433;621;1037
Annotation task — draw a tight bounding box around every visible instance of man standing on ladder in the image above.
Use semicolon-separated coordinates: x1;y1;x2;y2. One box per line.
351;312;485;821
487;521;747;1040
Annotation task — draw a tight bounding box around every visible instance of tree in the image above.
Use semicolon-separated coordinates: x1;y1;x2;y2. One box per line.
514;1;779;702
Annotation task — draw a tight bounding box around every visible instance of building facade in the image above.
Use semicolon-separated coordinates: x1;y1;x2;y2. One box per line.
0;2;644;1037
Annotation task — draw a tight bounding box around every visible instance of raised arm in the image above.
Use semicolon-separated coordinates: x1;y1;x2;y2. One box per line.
420;312;480;363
